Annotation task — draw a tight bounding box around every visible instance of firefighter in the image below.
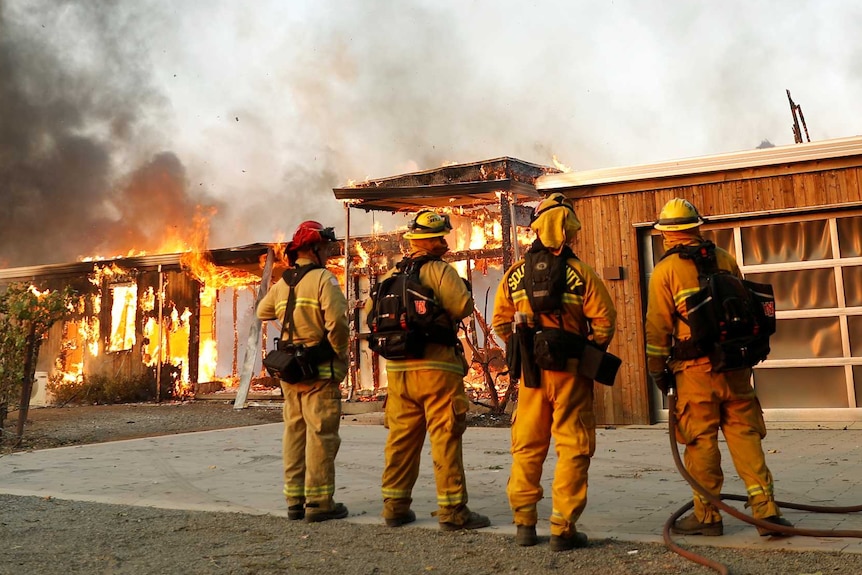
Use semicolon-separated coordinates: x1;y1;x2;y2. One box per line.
376;210;491;531
256;220;350;523
492;193;617;551
645;198;792;536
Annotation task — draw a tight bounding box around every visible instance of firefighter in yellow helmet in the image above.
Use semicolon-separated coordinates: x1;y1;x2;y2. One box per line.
375;210;491;531
256;221;350;523
492;193;617;551
645;198;792;536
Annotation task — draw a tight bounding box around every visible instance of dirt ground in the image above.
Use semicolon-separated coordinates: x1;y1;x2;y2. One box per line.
2;401;861;574
2;400;285;452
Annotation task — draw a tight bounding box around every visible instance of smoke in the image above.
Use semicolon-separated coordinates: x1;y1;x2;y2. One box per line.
5;0;862;268
0;1;221;268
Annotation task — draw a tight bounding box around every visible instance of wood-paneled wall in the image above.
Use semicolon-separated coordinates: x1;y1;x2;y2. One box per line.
561;158;862;425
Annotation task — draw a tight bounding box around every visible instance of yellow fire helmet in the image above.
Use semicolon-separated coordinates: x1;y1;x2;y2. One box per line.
654;198;704;231
403;210;453;239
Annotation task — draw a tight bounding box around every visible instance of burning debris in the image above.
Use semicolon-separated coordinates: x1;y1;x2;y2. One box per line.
334;157;559;409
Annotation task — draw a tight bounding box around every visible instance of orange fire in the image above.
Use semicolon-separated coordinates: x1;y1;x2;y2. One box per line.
354;240;370;269
45;200;541;402
50;209;270;398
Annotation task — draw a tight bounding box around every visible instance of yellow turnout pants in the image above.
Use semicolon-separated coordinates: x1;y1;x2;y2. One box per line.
673;364;779;523
381;369;470;524
281;380;343;510
507;368;596;537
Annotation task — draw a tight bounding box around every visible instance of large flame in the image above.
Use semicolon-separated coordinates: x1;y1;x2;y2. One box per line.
51;209;268;398
180;211;259;307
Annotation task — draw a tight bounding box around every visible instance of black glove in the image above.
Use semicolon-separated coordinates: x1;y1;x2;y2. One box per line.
650;370;673;395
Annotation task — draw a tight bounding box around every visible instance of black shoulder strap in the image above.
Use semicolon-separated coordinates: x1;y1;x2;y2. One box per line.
396;255;435;276
282;263;322;287
661;241;718;285
279;264;322;344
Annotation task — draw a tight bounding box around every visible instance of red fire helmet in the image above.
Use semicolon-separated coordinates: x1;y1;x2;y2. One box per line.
286;221;336;252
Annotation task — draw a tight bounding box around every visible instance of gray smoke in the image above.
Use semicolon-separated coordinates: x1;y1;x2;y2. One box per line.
5;0;850;267
0;0;221;267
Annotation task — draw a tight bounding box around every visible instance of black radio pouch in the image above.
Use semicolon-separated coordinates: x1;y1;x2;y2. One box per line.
533;328;580;371
263;344;318;384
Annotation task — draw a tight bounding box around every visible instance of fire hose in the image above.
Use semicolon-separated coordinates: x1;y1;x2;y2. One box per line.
664;385;862;575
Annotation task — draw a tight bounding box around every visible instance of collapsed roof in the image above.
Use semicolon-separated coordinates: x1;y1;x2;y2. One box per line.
333;157;559;211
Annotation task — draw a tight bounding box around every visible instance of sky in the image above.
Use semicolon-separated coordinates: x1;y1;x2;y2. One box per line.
2;0;861;267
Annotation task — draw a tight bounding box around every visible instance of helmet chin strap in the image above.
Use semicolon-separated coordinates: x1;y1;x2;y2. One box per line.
311;243;331;266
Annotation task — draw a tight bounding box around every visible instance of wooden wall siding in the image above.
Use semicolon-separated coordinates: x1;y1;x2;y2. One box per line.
563;162;862;425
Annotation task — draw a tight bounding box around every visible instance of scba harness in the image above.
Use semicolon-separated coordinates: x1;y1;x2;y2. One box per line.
663;241;776;372
366;256;458;360
508;241;620;386
262;264;335;383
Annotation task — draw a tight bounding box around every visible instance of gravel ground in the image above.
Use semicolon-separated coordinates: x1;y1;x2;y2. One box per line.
1;401;860;574
2;401;285;452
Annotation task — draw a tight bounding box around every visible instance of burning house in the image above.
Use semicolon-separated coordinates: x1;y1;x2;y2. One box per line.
0;245;272;404
0;157;559;414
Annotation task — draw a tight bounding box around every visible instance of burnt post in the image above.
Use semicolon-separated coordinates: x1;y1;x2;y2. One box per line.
787;89;810;144
368;273;380;392
234;248;274;409
350;274;362;398
188;281;200;387
500;192;514;272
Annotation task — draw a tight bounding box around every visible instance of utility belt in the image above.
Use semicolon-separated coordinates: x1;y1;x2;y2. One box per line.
371;324;458;361
672;336;771;372
671;338;708;361
532;328;621;386
263;338;335;384
424;324;460;348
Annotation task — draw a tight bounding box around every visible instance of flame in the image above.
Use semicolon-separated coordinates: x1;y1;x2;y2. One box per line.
354;241;370;269
48;208;272;398
552;155;573;173
180;212;259;307
140;286;155;312
80;317;100;357
89;262;129;286
198;339;218;382
28;285;49;297
141;304;195;395
108;284;137;352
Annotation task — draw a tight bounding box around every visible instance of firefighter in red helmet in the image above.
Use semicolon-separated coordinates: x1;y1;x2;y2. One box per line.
257;220;350;522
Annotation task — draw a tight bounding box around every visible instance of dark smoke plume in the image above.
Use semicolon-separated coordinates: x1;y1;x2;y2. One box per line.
0;1;220;268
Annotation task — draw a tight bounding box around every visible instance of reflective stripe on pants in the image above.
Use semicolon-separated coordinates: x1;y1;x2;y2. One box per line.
281;381;342;509
382;368;470;523
507;368;595;537
674;364;779;522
